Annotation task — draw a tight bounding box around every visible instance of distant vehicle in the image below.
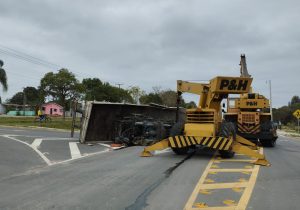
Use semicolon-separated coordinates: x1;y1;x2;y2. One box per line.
224;55;278;147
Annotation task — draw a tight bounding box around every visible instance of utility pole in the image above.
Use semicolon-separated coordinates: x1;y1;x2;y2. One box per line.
116;83;124;102
70;98;77;138
116;83;123;89
23;88;26;116
269;80;273;121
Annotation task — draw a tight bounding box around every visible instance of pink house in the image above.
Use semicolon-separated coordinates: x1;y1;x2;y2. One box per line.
42;102;64;116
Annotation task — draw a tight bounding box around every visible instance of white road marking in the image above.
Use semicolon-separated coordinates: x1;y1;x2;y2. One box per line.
31;138;43;148
3;135;52;165
69;142;82;159
52;148;110;165
0;134;112;167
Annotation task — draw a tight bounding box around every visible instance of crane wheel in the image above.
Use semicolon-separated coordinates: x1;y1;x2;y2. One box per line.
219;121;236;158
260;139;276;147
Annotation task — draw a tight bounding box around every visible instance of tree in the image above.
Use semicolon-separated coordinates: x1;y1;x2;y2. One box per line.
160;90;179;107
140;93;162;105
128;86;145;104
82;78;133;103
23;86;42;105
40;69;81;118
291;95;300;105
0;60;8;93
8;92;24;105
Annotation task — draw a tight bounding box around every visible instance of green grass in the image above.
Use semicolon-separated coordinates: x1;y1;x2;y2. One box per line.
0;116;81;130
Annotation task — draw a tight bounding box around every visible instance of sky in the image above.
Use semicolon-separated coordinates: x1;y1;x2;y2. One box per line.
0;0;299;108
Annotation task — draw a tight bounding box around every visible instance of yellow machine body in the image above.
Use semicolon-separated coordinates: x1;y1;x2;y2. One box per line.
224;55;277;146
140;57;270;166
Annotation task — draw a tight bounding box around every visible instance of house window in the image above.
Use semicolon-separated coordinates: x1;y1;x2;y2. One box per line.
42;107;45;111
54;109;57;112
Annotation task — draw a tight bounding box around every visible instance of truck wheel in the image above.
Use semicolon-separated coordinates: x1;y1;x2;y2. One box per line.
219;122;236;158
170;122;189;155
260;121;276;147
260;139;276;147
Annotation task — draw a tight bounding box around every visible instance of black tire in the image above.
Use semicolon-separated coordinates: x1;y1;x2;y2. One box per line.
218;121;236;158
170;122;189;155
260;121;276;147
260;139;276;147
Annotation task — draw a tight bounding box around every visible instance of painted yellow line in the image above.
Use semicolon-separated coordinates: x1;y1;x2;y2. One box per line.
208;168;254;173
184;148;264;210
184;154;217;210
217;159;255;162
236;148;263;209
197;182;248;189
192;206;235;210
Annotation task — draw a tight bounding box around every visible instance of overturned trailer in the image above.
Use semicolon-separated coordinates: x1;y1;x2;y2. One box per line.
80;101;185;145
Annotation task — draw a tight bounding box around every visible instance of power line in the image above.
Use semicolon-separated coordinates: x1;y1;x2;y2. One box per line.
0;47;60;69
0;44;121;85
0;44;61;69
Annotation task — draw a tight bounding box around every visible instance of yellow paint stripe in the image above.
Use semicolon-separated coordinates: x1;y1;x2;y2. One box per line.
236;148;263;209
185;137;192;146
218;159;255;162
190;137;196;145
196;137;204;144
208;169;253;173
202;137;210;145
169;138;176;148
191;207;235;210
218;139;228;150
207;138;215;147
223;139;233;150
212;137;222;149
175;136;182;148
197;182;248;189
181;136;187;147
184;153;216;210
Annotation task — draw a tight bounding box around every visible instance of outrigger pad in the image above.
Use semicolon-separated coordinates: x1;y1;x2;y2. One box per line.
140;139;170;157
232;143;271;166
168;136;233;151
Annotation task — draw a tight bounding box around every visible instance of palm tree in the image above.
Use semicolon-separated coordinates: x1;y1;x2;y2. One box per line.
0;60;8;91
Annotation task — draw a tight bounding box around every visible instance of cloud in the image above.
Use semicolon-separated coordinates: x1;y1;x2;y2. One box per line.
0;0;299;107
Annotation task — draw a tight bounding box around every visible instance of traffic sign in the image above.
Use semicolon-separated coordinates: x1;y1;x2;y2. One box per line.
293;109;300;119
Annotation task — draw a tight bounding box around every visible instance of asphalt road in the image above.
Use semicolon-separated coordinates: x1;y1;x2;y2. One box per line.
0;126;299;210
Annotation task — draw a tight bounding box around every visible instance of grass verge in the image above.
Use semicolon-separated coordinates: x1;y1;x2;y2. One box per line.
0;116;81;130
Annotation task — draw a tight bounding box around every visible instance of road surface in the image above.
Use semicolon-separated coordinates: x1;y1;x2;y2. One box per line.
0;126;299;210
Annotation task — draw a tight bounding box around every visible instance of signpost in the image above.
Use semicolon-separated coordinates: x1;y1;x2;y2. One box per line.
293;109;300;133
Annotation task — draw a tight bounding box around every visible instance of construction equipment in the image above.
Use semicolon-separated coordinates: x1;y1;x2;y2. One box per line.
224;55;278;147
140;61;270;166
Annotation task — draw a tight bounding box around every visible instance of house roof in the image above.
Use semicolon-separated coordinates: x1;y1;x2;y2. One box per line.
42;102;63;108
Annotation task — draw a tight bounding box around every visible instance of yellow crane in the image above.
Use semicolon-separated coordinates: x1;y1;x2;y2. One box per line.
140;71;270;166
224;54;278;146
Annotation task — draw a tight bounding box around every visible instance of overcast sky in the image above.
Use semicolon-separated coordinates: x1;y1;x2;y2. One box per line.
0;0;299;107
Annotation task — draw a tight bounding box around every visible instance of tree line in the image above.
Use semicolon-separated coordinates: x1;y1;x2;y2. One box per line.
6;68;196;113
3;66;299;125
273;95;300;125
